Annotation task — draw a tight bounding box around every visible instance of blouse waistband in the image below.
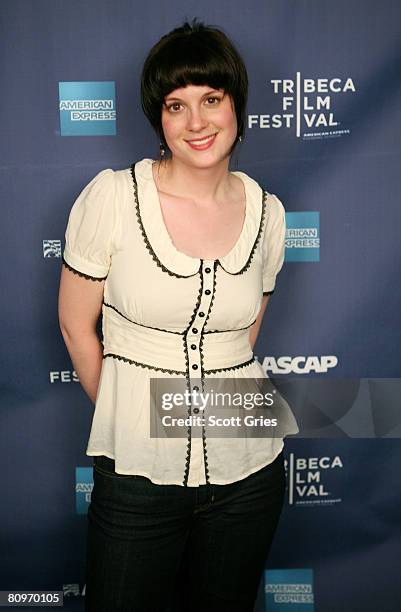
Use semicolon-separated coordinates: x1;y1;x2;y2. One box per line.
102;305;254;373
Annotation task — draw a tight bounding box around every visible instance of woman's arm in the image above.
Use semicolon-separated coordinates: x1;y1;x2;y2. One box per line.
58;266;105;404
249;294;271;351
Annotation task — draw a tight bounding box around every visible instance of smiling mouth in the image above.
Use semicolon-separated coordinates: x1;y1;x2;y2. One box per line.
186;133;217;147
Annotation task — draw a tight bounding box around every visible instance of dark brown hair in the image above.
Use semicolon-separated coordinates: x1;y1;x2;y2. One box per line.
140;18;248;156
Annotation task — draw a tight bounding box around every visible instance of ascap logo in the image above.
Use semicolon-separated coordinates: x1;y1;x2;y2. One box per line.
49;370;79;383
248;73;356;139
43;240;61;258
262;356;338;375
285;453;343;506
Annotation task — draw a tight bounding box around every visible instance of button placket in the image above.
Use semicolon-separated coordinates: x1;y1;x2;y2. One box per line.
185;259;216;486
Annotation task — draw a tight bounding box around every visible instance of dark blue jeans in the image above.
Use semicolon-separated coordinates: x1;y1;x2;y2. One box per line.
85;450;286;612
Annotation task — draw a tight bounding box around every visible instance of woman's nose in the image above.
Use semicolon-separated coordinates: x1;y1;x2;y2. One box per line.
186;106;208;131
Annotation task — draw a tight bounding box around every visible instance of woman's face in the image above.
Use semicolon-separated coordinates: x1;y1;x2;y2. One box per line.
160;84;238;168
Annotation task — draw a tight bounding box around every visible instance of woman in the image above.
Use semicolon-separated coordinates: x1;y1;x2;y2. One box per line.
59;18;298;612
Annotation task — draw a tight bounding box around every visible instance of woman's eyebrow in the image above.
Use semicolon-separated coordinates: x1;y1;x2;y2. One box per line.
164;89;222;102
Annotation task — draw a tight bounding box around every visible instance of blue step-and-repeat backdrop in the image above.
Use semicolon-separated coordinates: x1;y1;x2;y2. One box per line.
1;1;400;611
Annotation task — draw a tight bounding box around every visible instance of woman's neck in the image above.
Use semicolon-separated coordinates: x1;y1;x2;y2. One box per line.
153;156;234;205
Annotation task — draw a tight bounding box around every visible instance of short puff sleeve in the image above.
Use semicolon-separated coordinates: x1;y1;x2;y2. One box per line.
63;169;116;279
262;193;286;295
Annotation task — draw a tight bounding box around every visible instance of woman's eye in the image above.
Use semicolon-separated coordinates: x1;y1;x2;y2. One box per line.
165;96;221;113
166;103;182;112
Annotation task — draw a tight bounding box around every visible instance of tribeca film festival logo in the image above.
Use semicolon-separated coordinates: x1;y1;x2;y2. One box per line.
285;212;320;262
285;453;343;507
58;81;116;136
248;74;356;139
49;370;79;383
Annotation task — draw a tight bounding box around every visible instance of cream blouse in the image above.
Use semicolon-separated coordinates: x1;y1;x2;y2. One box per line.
63;158;298;486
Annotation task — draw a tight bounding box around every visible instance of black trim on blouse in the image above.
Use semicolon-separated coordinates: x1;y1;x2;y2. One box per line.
103;353;186;375
130;164;201;279
197;260;219;485
217;189;267;276
62;258;107;281
181;270;204;485
103;301;256;334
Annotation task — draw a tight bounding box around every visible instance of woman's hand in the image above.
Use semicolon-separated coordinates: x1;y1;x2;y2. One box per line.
58;265;105;404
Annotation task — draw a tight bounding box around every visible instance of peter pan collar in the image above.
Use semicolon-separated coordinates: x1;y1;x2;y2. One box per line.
130;158;266;278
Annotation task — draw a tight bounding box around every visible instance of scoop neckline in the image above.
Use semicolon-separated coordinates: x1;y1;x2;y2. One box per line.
149;159;250;264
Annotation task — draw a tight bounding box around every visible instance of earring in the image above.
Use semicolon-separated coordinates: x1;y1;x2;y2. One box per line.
238;135;243;144
159;142;165;157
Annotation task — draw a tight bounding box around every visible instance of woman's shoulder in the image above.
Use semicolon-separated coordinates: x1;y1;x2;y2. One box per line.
118;157;154;177
231;167;271;195
96;158;153;180
232;167;285;213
